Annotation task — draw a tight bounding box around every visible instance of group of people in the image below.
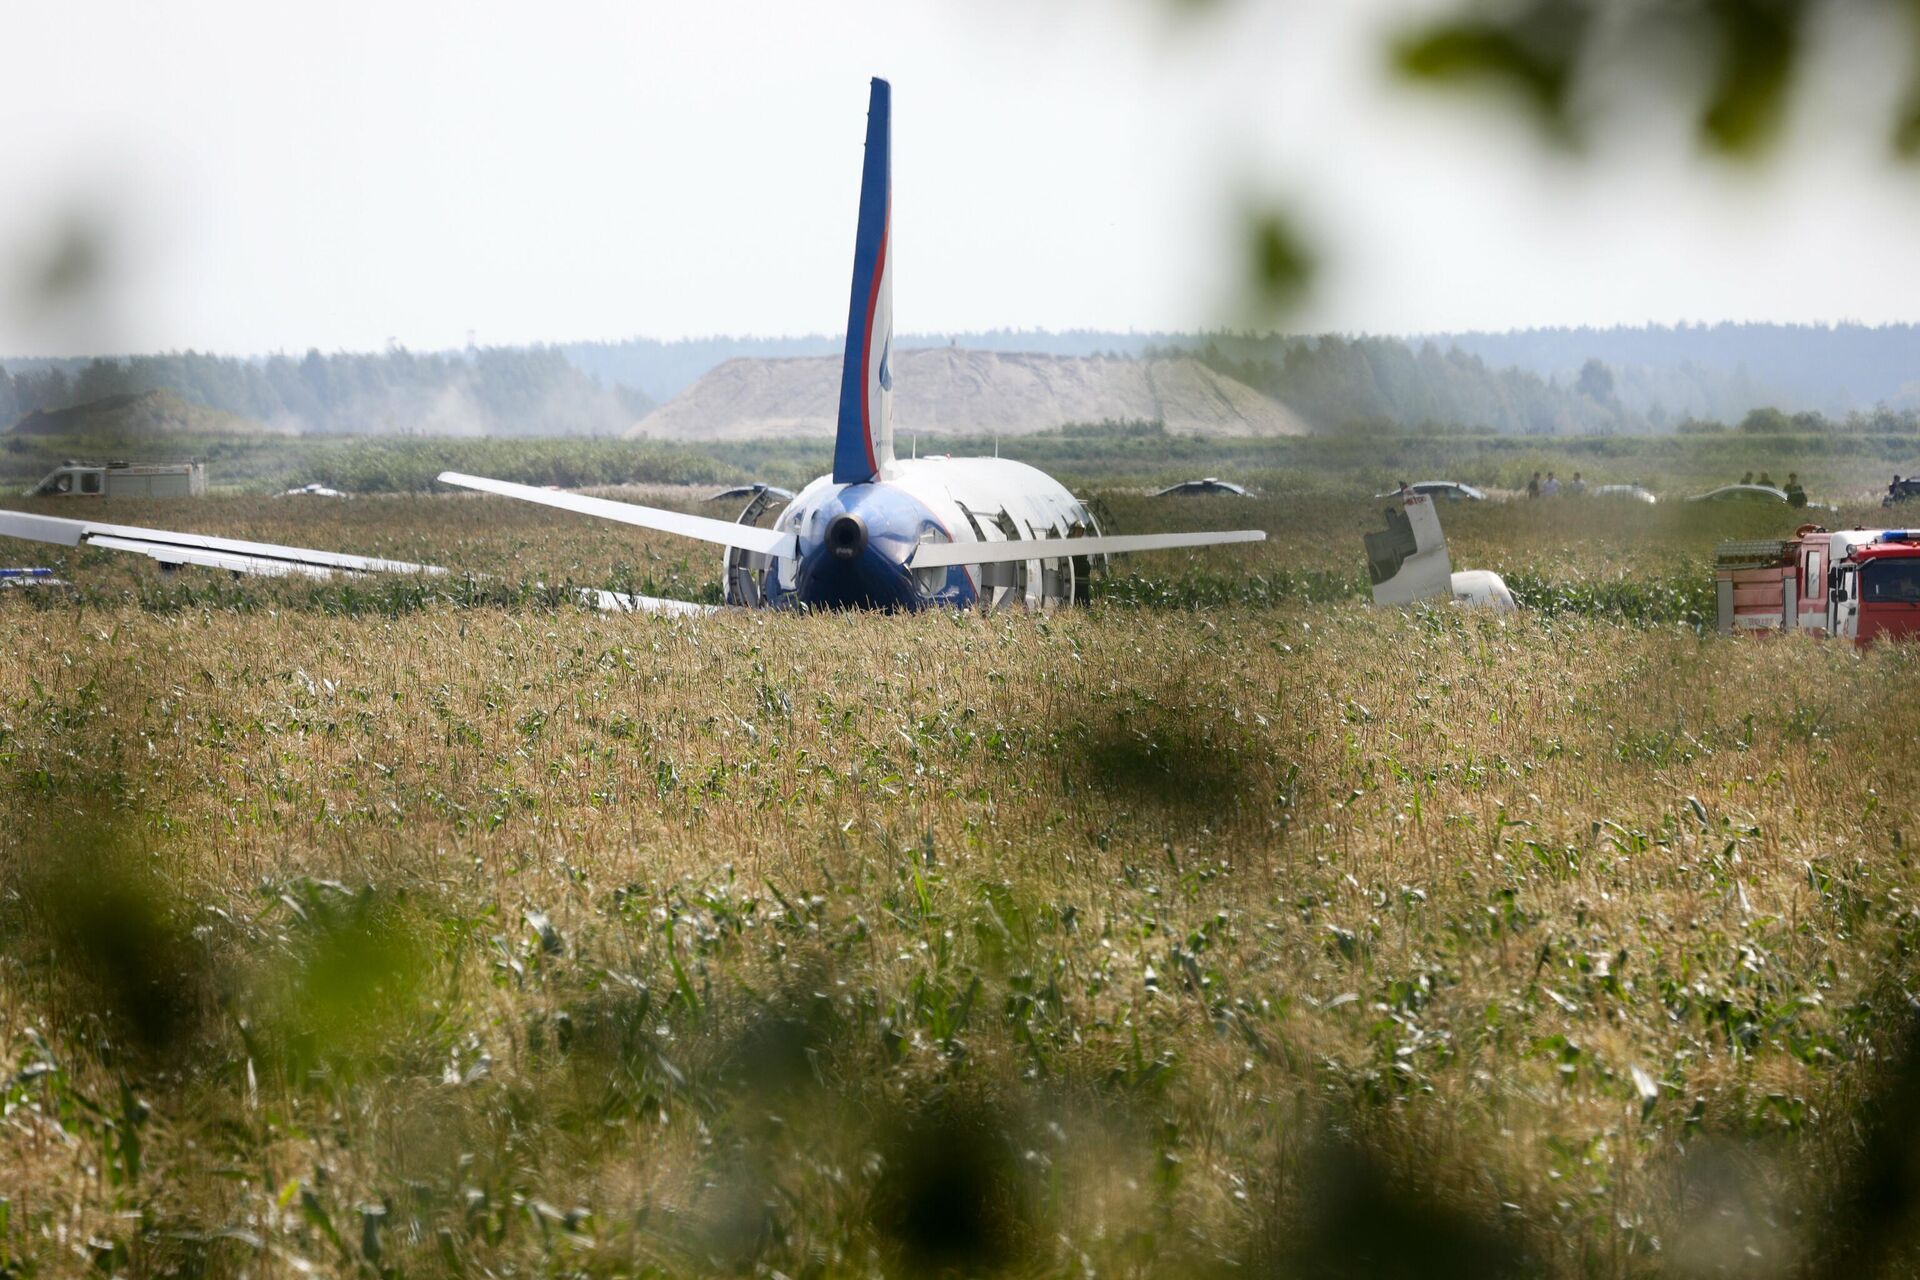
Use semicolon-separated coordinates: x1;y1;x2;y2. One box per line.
1525;471;1585;498
1741;471;1809;506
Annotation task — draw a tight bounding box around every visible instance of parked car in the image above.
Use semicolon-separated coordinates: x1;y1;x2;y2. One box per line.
1372;480;1487;502
708;484;796;502
1688;483;1835;513
1689;484;1790;503
1882;478;1920;508
1152;477;1258;498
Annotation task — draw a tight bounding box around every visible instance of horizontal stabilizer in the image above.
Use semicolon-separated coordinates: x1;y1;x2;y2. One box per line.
911;528;1266;568
438;472;798;558
0;510;444;578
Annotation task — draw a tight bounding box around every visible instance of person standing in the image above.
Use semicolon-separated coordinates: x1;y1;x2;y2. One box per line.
1543;472;1561;497
1528;472;1542;499
1784;473;1807;507
1569;472;1586;494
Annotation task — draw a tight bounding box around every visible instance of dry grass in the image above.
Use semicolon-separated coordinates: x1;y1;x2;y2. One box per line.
3;577;1919;1276
2;485;1919;1276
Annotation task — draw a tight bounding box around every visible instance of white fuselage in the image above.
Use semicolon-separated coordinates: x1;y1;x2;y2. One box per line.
726;456;1103;610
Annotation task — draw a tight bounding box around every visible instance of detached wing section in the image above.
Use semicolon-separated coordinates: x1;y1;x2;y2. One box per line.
911;528;1265;568
0;508;713;617
585;590;717;618
0;510;444;580
438;472;797;558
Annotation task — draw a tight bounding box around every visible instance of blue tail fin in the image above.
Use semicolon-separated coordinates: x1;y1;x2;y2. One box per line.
833;78;893;485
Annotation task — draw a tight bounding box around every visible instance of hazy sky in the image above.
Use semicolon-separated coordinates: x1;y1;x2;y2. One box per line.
6;0;1920;356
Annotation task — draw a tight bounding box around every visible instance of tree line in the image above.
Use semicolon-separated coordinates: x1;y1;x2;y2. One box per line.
1676;405;1920;435
0;347;653;437
1171;336;1643;435
13;330;1918;442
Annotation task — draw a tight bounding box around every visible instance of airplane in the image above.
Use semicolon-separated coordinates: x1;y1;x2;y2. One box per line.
0;78;1265;613
1363;491;1516;611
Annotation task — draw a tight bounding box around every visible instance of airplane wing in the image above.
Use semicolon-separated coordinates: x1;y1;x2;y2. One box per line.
0;509;445;579
586;589;717;618
910;528;1266;568
0;508;716;617
438;472;799;558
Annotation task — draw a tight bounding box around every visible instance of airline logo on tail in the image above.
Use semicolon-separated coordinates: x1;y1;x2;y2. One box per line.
834;77;894;485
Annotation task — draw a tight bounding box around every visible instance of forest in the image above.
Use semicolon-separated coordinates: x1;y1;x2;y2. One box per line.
9;322;1920;441
0;347;651;438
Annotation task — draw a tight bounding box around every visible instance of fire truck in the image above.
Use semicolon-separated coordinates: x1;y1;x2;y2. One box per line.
1714;524;1920;643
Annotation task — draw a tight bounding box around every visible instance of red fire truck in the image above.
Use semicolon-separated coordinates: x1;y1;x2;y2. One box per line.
1715;525;1920;642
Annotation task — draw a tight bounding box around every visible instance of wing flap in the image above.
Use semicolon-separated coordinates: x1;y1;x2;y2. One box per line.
911;528;1266;568
86;536;339;579
438;472;798;558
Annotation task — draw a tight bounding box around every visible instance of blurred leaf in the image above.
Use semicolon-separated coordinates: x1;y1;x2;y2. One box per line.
1391;0;1920;160
19;215;104;304
1895;98;1920;158
4;817;215;1059
1895;0;1920;157
1699;0;1802;154
1247;210;1316;312
1391;2;1588;140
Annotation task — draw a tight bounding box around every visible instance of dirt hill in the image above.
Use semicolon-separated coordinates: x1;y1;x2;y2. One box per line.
628;350;1315;440
7;389;284;438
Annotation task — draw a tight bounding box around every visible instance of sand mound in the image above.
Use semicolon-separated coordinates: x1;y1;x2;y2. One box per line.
630;350;1314;440
7;389;284;438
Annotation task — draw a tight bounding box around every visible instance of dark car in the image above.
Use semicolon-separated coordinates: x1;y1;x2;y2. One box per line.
1688;484;1789;503
1152;477;1258;498
1883;479;1920;508
1689;483;1835;513
1372;480;1487;502
708;484;796;502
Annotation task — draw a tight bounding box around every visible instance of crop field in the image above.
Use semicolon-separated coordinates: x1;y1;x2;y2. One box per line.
4;460;1920;1276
